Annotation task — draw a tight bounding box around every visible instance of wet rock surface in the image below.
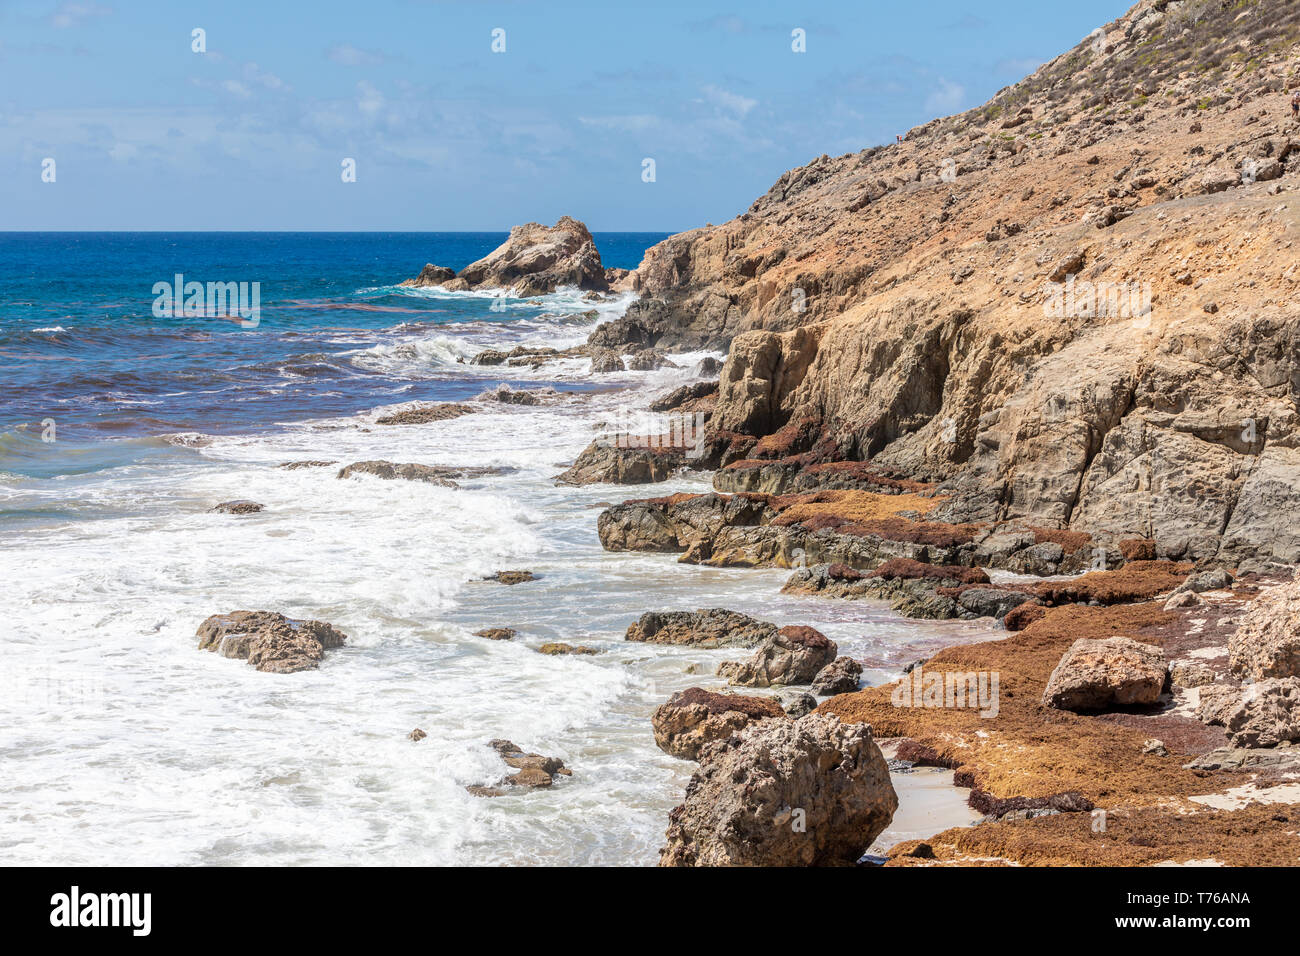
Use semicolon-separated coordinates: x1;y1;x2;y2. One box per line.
486;570;536;585
196;610;347;674
812;656;864;695
624;608;777;648
210;500;264;515
556;440;697;485
375;403;475;425
337;460;502;486
467;739;574;796
537;642;601;656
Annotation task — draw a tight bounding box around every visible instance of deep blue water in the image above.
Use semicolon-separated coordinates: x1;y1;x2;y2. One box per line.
0;232;667;457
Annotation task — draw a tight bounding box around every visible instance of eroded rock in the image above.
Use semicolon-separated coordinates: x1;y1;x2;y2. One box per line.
812;656;863;695
659;713;897;866
718;625;838;687
651;687;786;760
1229;573;1300;680
1042;636;1167;711
1196;679;1300;748
196;610;347;674
402;217;607;295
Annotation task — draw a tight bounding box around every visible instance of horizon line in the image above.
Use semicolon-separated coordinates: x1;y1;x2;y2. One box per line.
0;227;683;234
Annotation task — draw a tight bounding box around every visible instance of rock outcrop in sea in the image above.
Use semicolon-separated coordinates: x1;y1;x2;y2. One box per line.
196;610;347;673
401;216;609;296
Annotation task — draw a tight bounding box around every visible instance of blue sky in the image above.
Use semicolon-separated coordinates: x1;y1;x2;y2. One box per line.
1;0;1132;230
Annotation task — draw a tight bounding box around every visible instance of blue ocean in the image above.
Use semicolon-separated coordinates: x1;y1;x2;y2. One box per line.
1;232;663;446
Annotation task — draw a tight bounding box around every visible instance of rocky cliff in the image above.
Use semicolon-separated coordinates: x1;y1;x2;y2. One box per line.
604;0;1300;571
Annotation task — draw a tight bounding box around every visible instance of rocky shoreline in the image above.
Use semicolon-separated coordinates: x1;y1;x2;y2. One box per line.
181;0;1300;866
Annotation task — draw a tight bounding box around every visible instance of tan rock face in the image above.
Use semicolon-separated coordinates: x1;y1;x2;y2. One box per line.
1196;678;1300;748
196;610;347;674
606;2;1300;569
1042;636;1167;711
659;713;897;867
651;687;786;760
717;625;838;687
1229;572;1300;680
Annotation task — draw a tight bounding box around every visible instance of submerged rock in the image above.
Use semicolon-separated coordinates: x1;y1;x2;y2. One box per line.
625;609;777;648
474;627;517;641
717;625;838;687
196;610;347;674
464;739;574;795
487;570;536;585
537;642;601;656
627;349;677;371
473;383;568;405
651;687;786;760
659;713;897;867
337;461;459;485
408;728;427;742
276;460;337;470
375;403;475;425
210;500;264;515
1042;637;1168;711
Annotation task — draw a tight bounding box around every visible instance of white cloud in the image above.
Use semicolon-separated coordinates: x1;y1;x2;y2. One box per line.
242;62;286;91
701;84;757;117
50;2;111;29
356;80;384;115
577;114;659;132
328;44;388;67
923;78;966;115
